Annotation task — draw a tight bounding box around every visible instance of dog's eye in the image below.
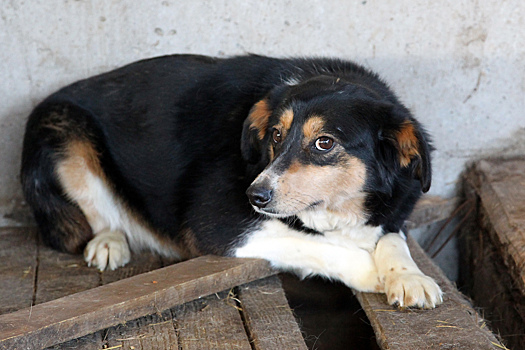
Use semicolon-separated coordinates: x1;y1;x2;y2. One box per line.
315;137;334;151
272;129;282;144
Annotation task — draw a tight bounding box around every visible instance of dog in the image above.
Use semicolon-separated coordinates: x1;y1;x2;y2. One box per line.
21;54;443;308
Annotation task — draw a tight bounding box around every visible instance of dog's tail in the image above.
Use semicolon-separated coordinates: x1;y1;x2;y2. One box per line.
21;99;98;254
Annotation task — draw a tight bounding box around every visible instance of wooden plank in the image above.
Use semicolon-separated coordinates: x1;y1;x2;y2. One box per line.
355;236;504;350
104;310;178;350
460;209;524;350
35;243;100;304
101;251;163;285
173;291;251;350
237;275;308;350
0;227;38;315
0;256;274;349
45;332;103;350
474;159;525;296
460;158;525;349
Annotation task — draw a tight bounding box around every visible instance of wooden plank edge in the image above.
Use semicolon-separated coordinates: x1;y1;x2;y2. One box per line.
0;255;275;350
355;236;505;350
237;276;308;350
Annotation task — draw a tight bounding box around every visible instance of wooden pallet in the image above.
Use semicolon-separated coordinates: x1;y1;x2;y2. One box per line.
357;235;504;350
0;195;507;349
0;227;307;350
460;158;525;350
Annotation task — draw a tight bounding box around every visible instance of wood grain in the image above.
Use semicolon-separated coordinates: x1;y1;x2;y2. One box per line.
0;256;274;349
237;276;308;350
173;290;252;350
460;158;525;350
355;236;504;350
101;251;163;285
104;310;178;350
474;159;525;296
35;243;100;304
45;332;103;350
0;227;38;315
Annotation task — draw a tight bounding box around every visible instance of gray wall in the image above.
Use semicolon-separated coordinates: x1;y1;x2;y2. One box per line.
2;0;525;224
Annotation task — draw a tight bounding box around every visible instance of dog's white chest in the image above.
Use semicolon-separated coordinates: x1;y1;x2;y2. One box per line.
297;211;382;252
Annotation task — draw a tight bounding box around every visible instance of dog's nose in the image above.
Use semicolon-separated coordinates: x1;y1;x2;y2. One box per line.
246;186;273;208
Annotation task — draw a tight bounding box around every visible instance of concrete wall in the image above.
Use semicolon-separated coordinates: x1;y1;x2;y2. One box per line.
1;0;525;225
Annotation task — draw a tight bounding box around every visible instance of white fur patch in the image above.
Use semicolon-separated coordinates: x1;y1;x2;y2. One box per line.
84;229;130;271
298;210;381;252
283;76;301;86
374;233;443;308
234;220;382;292
57;162;180;269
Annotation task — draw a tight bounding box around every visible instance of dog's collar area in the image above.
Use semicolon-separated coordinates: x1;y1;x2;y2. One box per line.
278;216;323;235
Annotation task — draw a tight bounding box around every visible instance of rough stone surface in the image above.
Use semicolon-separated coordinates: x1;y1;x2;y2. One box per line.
1;0;525;223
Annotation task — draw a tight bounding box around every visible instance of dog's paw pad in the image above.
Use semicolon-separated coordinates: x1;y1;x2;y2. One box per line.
84;230;131;271
385;273;443;309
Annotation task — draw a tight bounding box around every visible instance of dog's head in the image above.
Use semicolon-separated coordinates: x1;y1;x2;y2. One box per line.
241;76;431;221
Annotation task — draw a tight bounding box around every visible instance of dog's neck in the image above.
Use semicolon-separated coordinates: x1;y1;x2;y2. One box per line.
296;208;382;252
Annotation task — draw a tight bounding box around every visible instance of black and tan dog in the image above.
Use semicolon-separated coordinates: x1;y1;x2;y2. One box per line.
21;54;442;308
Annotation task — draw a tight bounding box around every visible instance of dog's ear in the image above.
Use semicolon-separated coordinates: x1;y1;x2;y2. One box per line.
394;120;432;192
241;98;272;164
378;107;432;193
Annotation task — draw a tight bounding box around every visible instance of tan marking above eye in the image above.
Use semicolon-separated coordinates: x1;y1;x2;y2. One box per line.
303;116;325;139
270;109;294;143
279;109;294;131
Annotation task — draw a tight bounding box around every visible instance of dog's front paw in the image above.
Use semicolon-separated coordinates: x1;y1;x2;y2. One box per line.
384;272;443;309
84;230;131;271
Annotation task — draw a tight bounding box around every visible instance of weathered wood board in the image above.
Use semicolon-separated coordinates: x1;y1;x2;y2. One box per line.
173;290;252;350
460;158;525;350
0;228;38;315
356;235;505;350
0;193;506;350
44;276;307;350
0;255;274;349
104;310;178;350
237;276;308;350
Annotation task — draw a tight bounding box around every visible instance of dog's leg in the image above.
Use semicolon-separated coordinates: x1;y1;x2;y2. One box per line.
57;155;132;271
374;233;443;308
234;220;383;292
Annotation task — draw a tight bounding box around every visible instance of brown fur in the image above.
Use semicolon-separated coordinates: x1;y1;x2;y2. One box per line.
268;143;275;161
272;155;367;220
396;121;420;167
248;99;271;140
53;205;93;254
269;108;295;143
62;139;104;178
302;116;325;140
57;139;180;257
279;109;294;132
56;140;112;237
180;227;203;259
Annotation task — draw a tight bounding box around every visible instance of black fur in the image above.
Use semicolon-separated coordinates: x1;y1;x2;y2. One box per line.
21;54;431;257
